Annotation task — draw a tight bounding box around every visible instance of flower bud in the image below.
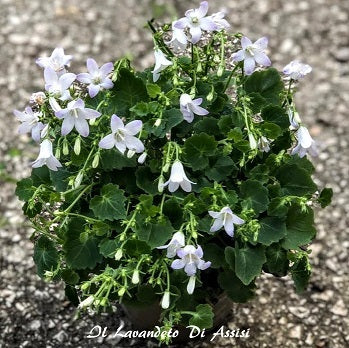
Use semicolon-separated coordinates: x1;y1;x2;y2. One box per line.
161;291;170;309
154;118;162;127
30;92;46;106
115;249;123;261
206;86;215;102
127;149;135;158
131;270;140;284
78;295;94;309
118;287;126;297
163;163;170;173
74;137;81;155
81;283;90;291
92;153;99;168
62;138;69;155
138;152;147;164
89;118;96;126
100;298;108;307
55;147;61;160
74;172;83;189
217;64;224;77
248;133;257;150
158;176;164;193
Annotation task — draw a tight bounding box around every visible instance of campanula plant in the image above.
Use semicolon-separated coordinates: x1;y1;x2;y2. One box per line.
15;1;332;344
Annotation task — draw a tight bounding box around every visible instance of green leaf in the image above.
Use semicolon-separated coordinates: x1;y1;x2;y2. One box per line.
282;205;316;249
33;236;59;278
264;243;289;277
31;166;51;186
224;246;235;269
257;217;287;246
318;187;333;208
146;83;161;98
99;238;119;258
61;269;79;285
124;239;151;256
260;122;282;139
152;109;183;138
100;148;136;171
276;164;317;196
290;254;311;293
240;179;269;214
111;68;148;115
261;105;289;129
206;156;237;181
22;201;42;218
267;197;289;217
63;218;102;269
15;178;35;201
50;168;71;192
194;117;220;136
218;270;256;303
188;304;214;329
184;133;217;170
245;68;284;106
235;244;266;285
90;184;126;221
203;244;226;268
135;167;159;195
134;216;174;249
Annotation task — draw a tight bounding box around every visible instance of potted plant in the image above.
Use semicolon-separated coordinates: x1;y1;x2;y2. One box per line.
15;1;332;345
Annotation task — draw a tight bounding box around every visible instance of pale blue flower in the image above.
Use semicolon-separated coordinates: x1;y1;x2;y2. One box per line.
44;67;76;101
152;49;173;82
209;207;245;237
99;114;144;154
232;36;271;75
77;58;114;98
283;60;312;80
36;47;72;74
157;231;185;258
180;93;209;123
291;126;318;158
55;99;101;137
14;107;45;142
32;139;62;171
174;1;217;44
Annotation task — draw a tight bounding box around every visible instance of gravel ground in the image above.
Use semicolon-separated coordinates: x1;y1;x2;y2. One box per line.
1;0;348;347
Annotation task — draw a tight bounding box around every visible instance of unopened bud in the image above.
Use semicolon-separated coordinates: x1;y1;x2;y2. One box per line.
92;153;99;168
81;283;90;291
138;152;147;164
89;118;96;126
55;147;61;159
115;249;123;261
217;64;224;77
207;86;215;102
158;176;164;193
63;138;69;155
248;133;257;150
118;287;126;297
78;295;94;309
196;61;203;73
100;298;108;307
131;270;140;284
161;291;170;309
127;149;135;158
74;172;83;188
163;163;170;173
154;118;162;127
74;137;81;155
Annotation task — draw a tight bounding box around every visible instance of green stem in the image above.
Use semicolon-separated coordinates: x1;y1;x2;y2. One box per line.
223;64;240;92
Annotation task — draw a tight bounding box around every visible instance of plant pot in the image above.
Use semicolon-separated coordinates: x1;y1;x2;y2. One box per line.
121;293;233;344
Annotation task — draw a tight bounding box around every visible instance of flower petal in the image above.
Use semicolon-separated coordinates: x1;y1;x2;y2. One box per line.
125;135;144;153
184;262;197;276
88;84;100;98
111;114;124;132
168;181;179;192
114;140;127;154
100;62;114;76
76;73;92;84
210;217;224;232
99;134;115;149
254;52;271;67
180;179;192;192
197;1;209;18
189;26;202;44
241;36;252;49
61;116;75;136
125;120;142;135
83;108;101;119
200;17;217;31
232;49;245;62
75;118;90;137
59;73;76;90
173;17;189;29
171;259;185;270
244;57;256;75
86;58;99;74
191;104;209;116
254;36;268;49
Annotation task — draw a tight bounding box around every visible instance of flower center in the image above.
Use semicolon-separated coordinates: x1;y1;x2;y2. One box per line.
73;109;79;119
191;16;199;24
114;129;125;142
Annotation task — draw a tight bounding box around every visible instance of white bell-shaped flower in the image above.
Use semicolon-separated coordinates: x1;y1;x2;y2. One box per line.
32;139;62;171
162;160;196;193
